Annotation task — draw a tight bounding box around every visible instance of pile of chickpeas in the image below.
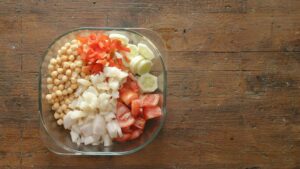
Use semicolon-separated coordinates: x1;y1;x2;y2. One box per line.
45;39;86;125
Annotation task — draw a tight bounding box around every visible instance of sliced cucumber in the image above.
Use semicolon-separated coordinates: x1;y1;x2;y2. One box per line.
109;33;129;45
138;43;155;60
136;59;153;75
127;44;138;60
129;55;144;74
137;73;158;93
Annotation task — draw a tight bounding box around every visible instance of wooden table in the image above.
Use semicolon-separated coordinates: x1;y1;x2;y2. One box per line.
1;0;300;168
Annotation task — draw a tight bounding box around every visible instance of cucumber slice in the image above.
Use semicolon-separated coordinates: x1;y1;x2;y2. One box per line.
129;55;144;74
109;33;129;45
136;59;153;75
137;73;158;93
138;43;155;60
127;44;138;60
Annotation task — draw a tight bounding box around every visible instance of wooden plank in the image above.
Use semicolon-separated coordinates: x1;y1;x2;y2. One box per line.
17;1;300;56
0;122;21;168
0;72;38;121
0;0;22;72
0;15;22;72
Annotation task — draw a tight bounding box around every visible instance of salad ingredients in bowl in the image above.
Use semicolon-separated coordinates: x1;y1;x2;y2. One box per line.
44;31;163;147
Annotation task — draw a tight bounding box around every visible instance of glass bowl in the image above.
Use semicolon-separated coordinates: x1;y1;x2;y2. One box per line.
38;27;167;155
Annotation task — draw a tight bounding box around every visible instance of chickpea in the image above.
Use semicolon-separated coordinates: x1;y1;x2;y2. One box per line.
51;93;57;99
63;62;70;69
54;79;60;85
57;119;63;125
57;68;63;74
61;55;68;61
74;67;81;73
72;72;78;78
46;77;53;84
52;102;59;110
62;90;68;96
57;74;63;80
55;90;62;97
70;77;76;84
68;55;75;61
54;112;60;119
58;84;64;90
45;94;52;101
71;84;78;90
58;49;62;55
59;113;65;118
61;104;67;111
56;57;62;64
48;64;54;71
52;86;58;92
50;58;57;65
66;69;72;76
69;94;75;100
67;88;73;94
65;98;71;104
70;63;76;69
61;46;67;53
75;60;83;67
66;48;72;55
65;81;71;88
71;39;78;44
51;71;58;78
56;107;62;114
47;84;53;90
65;42;71;48
62;75;68;82
53;97;59;103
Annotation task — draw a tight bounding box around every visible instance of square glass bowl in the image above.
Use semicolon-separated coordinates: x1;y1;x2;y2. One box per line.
39;28;167;155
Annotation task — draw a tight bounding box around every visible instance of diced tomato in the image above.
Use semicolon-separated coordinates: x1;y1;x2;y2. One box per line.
133;118;146;129
129;80;139;93
121;78;139;93
131;99;142;117
120;89;139;105
89;63;103;74
122;126;133;133
129;129;143;140
116;102;130;118
117;113;135;128
143;106;162;120
114;133;131;142
140;94;160;107
116;102;136;128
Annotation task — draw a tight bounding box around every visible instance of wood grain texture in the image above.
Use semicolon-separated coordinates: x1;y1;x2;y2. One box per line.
0;0;300;168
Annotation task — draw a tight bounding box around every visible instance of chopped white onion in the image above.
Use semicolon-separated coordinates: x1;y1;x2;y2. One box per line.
70;131;79;142
103;134;112;147
64;65;129;146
